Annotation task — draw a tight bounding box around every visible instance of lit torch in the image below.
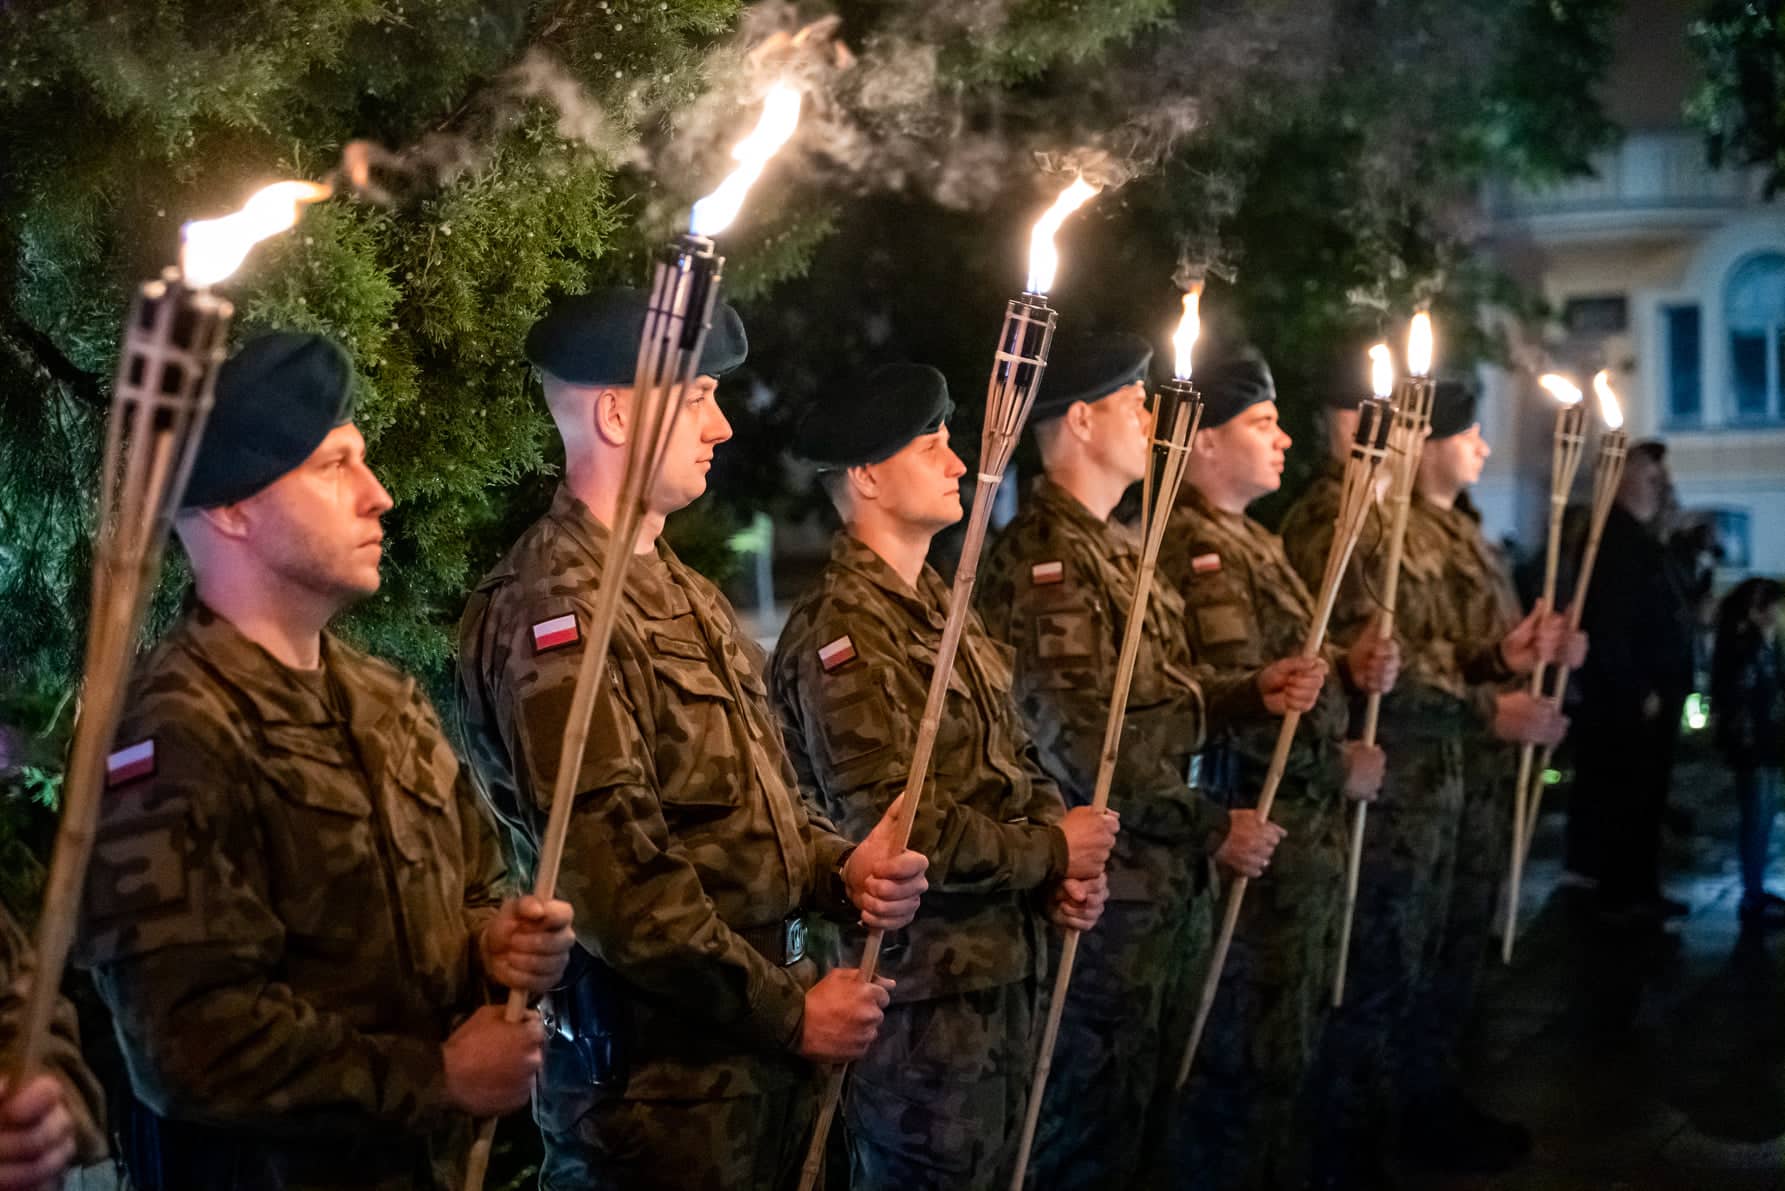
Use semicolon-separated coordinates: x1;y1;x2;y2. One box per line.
1332;313;1437;1007
463;83;805;1191
1010;286;1204;1190
1512;371;1628;919
1502;371;1588;962
2;181;328;1090
797;175;1101;1191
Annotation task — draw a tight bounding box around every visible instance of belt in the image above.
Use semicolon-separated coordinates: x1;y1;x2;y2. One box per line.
737;913;808;967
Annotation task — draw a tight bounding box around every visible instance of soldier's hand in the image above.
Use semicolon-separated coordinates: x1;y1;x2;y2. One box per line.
480;895;576;994
1345;629;1400;696
1498;600;1555;674
1058;806;1119;879
1215;809;1285;878
1565;628;1589;670
798;968;891;1064
1341;741;1386;801
1492;691;1569;747
1047;873;1109;932
0;1074;77;1191
844;795;931;931
1258;657;1327;715
441;1005;545;1117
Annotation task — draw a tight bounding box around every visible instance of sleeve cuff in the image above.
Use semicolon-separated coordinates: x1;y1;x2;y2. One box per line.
1044;824;1070;883
816;844;859;922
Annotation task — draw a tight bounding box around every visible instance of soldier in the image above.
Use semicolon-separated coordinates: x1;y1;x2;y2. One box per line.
1156;346;1398;1191
771;363;1118;1189
75;332;575;1191
456;291;929;1190
976;334;1285;1187
2;899;106;1191
1280;378;1570;1187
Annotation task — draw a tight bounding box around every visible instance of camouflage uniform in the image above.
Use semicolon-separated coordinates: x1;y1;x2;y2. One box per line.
457;486;858;1191
1;899;107;1166
76;603;507;1191
978;476;1239;1187
1157;486;1351;1191
771;532;1070;1190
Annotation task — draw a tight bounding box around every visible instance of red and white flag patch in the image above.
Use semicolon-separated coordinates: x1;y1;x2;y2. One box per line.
1031;560;1065;586
1191;553;1222;574
818;635;857;672
531;613;580;654
106;739;156;788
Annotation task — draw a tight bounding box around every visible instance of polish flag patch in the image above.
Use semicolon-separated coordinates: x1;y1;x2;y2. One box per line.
818;635;857;672
1191;553;1222;574
531;613;581;654
1031;560;1065;586
106;739;156;789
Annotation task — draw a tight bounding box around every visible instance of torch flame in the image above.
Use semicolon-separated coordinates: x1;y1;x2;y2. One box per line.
688;83;803;238
1025;177;1100;296
1407;310;1434;378
1538;373;1584;406
1369;343;1395;399
1592;369;1624;429
1172;286;1202;380
180;181;332;289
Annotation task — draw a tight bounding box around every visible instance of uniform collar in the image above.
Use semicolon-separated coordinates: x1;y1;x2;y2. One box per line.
829;532;949;631
547;483;692;621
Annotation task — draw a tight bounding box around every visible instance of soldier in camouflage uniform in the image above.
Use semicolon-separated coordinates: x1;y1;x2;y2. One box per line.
976;334;1284;1188
771;363;1118;1190
2;898;107;1190
456;292;928;1190
75;333;574;1191
1281;379;1567;1187
1156;347;1398;1191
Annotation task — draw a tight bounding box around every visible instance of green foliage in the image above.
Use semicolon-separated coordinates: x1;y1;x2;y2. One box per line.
1689;0;1785;193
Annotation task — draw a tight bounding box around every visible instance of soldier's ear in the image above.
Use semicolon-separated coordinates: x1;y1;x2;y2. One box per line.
847;463;878;503
593;387;630;446
194;501;253;541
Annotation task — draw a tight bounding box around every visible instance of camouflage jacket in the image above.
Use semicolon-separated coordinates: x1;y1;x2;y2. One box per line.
76;603;505;1191
456;485;855;1100
1157;486;1351;815
979;476;1232;903
1280;464;1517;740
771;532;1069;1005
1;900;107;1164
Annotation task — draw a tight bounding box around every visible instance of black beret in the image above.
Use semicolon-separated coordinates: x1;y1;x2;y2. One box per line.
795;363;953;468
1197;347;1277;428
1427;378;1480;439
1315;346;1372;410
524;287;747;386
1030;332;1153;424
1631;438;1666;463
181;332;353;509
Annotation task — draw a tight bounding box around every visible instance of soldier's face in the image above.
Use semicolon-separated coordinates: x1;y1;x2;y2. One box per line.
1431;423;1490;488
1206;402;1290;502
1089;381;1151;486
647;375;733;515
238;423;393;602
868;424;966;532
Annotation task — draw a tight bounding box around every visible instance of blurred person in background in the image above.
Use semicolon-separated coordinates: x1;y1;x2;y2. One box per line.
1711;577;1785;927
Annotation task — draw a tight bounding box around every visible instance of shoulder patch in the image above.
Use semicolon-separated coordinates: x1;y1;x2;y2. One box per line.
531;613;580;654
106;739;157;788
1191;552;1221;574
1031;560;1065;586
818;635;857;672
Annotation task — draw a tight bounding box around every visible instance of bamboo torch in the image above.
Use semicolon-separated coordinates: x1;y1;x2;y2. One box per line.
796;176;1100;1191
1007;288;1205;1191
461;84;803;1191
1332;317;1436;1006
1515;374;1627;875
1501;372;1587;964
0;181;330;1089
1176;396;1393;1090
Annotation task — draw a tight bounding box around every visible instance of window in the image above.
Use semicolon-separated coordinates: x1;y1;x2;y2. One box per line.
1565;295;1628;335
1664;303;1701;424
1725;252;1785;424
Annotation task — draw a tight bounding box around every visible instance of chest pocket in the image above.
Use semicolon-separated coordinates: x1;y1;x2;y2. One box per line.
1184;554;1261;667
904;631;979;780
259;724;379;948
649;632;745;812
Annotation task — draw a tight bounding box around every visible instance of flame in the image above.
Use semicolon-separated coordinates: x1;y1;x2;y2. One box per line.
688;83;803;237
1025;177;1100;295
1538;373;1583;406
1172;285;1202;380
1592;369;1624;429
1407;310;1434;377
1369;343;1395;399
181;181;332;288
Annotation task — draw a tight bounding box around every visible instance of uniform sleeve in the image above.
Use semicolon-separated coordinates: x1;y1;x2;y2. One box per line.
490;600;810;1055
78;717;454;1134
455;769;508;990
1;903;106;1162
777;605;1066;895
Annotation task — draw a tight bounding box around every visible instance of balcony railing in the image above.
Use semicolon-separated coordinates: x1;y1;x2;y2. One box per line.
1485;129;1765;221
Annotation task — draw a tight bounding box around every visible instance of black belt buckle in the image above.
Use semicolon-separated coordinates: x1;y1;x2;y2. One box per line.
783;913;807;966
